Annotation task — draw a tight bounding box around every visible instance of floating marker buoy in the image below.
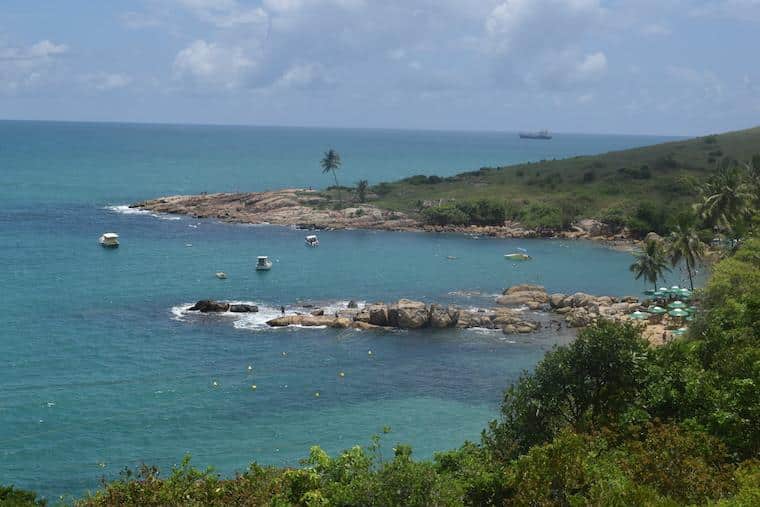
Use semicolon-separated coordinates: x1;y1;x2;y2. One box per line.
212;380;219;387
368;350;373;356
251;384;257;390
339;371;345;378
315;392;320;397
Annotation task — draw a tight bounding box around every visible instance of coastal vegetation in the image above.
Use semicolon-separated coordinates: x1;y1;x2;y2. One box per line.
357;127;760;237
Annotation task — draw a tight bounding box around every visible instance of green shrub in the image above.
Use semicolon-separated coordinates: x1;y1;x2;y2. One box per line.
422;204;469;226
0;485;46;507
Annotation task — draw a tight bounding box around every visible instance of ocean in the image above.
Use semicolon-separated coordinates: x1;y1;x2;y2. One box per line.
0;120;679;499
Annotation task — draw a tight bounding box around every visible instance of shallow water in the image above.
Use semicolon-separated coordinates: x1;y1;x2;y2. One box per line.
0;121;682;499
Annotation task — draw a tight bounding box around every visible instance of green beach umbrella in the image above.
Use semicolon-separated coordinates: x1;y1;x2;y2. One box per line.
653;291;666;298
659;287;669;293
643;289;655;296
668;301;686;309
678;289;692;299
649;306;667;314
686;315;695;322
687;306;698;314
670;285;680;291
629;310;650;320
672;327;687;336
669;308;689;317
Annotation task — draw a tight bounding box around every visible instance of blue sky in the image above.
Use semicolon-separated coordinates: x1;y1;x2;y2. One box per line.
0;0;758;135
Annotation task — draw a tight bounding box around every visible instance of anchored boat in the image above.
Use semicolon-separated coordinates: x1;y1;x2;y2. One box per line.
305;235;319;247
504;253;531;261
256;256;273;271
99;232;119;248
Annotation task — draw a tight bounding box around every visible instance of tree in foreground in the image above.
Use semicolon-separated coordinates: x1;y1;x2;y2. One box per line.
320;149;343;207
629;238;671;290
697;159;753;232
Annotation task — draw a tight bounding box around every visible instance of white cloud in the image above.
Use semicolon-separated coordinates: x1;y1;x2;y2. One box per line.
0;40;68;93
81;73;133;91
691;0;760;21
486;0;604;54
173;40;256;89
274;62;331;88
175;0;269;27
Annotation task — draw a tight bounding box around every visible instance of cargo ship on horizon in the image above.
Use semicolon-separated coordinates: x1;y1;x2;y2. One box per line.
519;130;552;140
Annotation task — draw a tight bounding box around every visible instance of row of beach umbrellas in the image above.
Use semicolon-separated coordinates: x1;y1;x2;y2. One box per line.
644;286;693;300
629;301;697;320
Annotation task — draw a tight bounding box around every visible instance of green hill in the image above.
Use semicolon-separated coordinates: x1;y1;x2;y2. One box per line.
367;126;760;234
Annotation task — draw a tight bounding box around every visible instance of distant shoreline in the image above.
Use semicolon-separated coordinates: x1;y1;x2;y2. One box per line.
131;188;638;249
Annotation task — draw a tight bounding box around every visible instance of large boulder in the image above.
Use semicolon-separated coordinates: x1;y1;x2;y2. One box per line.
352;321;382;330
229;304;258;313
549;293;568;308
497;284;549;307
188;300;230;312
570;292;595;308
429;304;455;328
336;309;360;320
367;304;389;326
566;308;592;327
388;299;429;329
347;300;359;309
267;315;337;327
331;318;352;329
386;299;428;329
576;218;608;237
455;310;495;329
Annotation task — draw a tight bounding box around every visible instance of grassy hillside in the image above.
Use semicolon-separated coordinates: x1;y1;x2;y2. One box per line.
365;126;760;233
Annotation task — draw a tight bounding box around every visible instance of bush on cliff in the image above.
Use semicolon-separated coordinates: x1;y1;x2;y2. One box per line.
422;200;506;226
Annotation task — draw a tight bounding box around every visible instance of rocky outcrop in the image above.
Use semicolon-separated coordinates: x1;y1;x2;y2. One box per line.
546;291;641;328
229;303;259;313
388;299;429;329
188;300;231;312
188;300;258;313
496;284;549;309
252;297;542;334
429;304;456;328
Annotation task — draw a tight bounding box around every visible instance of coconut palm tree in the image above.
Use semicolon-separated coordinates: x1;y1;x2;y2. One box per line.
667;217;706;291
629;239;671;291
696;159;752;230
356;179;369;203
320;149;343;207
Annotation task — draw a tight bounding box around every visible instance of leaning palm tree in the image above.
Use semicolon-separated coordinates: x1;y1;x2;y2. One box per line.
320;149;343;207
696;159;752;230
667;217;706;291
629;239;671;291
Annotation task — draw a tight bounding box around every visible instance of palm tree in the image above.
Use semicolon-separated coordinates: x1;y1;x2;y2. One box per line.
696;159;752;230
320;149;342;207
629;239;671;291
667;217;706;291
356;179;369;203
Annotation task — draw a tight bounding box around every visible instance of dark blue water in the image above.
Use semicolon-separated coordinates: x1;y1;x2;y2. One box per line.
0;121;678;499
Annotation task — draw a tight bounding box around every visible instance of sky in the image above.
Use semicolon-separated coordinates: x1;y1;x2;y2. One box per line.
0;0;758;135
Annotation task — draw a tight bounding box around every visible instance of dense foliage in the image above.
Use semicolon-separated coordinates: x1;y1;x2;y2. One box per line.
421;199;506;226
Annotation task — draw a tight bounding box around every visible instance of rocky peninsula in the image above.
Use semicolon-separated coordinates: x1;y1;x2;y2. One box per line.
132;189;635;243
184;284;676;345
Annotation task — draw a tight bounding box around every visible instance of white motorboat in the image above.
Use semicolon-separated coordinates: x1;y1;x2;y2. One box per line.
255;256;273;271
215;272;227;279
504;252;531;261
305;235;319;247
99;232;119;248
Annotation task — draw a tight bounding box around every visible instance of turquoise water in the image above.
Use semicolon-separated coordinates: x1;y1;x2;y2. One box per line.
0;121;680;499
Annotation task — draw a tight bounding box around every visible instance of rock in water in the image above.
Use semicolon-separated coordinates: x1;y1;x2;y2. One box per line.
229;304;258;313
389;299;429;329
367;304;389;326
347;300;358;309
188;300;231;312
429;304;455;328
